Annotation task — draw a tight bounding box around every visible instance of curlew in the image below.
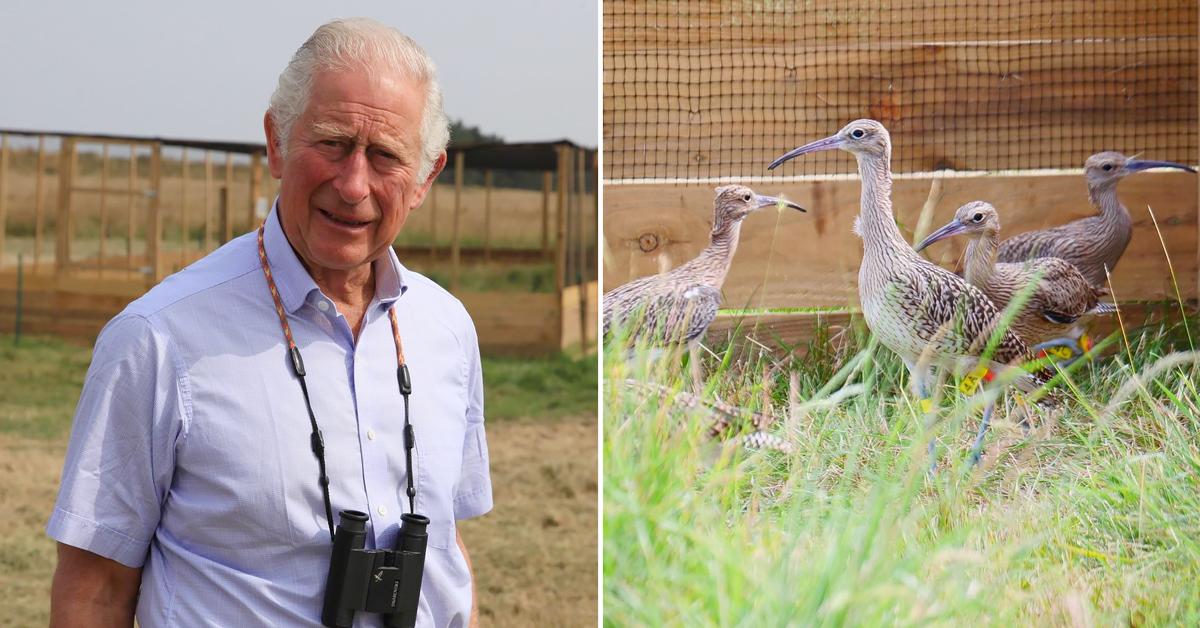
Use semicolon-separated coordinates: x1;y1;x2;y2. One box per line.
996;152;1195;287
769;120;1059;462
603;184;806;348
916;201;1115;362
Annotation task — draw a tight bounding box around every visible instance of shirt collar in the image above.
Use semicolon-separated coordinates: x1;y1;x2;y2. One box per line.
262;202;408;314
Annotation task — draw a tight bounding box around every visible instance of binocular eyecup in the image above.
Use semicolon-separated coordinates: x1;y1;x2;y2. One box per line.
321;509;430;628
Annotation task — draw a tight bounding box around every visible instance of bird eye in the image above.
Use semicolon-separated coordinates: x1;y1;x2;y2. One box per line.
850;129;866;139
742;193;752;202
1101;164;1113;171
972;213;984;222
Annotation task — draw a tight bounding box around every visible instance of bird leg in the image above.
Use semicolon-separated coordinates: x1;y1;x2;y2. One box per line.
968;400;995;466
688;340;704;394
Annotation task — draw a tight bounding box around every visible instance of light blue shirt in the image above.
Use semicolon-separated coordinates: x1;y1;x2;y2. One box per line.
48;207;492;627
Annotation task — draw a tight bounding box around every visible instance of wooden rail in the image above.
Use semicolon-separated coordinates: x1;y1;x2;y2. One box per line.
604;171;1199;309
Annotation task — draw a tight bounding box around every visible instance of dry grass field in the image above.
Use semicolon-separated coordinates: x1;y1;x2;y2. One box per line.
0;335;596;627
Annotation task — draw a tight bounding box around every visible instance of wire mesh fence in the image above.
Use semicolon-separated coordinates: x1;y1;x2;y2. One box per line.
603;0;1198;181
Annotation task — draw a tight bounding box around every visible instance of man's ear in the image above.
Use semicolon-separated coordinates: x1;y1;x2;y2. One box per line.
411;151;448;209
264;112;284;179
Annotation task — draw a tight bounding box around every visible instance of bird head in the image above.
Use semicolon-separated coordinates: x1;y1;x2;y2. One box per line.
914;200;999;252
1084;151;1196;191
710;184;806;233
767;119;891;170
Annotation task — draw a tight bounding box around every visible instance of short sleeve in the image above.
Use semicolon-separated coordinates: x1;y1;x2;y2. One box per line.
453;317;492;521
45;313;188;568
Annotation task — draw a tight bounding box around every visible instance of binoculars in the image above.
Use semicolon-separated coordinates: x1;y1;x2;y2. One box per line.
321;509;429;628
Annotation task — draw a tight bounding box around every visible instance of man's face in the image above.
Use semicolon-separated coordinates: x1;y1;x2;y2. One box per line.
265;67;445;276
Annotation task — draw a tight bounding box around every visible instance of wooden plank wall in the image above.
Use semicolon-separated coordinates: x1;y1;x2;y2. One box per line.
603;1;1198;179
603;171;1198;309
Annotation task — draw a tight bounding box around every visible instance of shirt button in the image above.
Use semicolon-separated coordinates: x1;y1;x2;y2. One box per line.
317;300;330;312
367;428;376;441
377;505;387;516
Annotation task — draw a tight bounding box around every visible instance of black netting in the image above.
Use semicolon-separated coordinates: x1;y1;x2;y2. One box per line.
603;1;1197;181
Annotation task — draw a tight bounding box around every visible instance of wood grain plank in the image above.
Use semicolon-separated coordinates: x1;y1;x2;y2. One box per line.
603;172;1198;308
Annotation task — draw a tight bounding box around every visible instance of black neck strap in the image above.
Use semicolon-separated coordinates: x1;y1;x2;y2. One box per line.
256;223;417;543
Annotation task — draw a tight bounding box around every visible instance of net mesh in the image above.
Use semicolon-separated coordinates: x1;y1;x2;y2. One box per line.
603;1;1198;181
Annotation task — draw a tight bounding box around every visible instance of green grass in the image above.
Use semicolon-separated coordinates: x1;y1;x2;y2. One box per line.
0;335;91;440
421;262;557;293
604;319;1200;626
0;335;596;441
483;353;597;420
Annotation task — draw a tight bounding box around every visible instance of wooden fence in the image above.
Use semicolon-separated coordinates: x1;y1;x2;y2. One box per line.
604;171;1198;349
602;0;1198;349
0;130;597;355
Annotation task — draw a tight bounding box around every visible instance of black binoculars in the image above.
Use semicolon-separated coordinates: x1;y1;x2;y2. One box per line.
321;509;429;628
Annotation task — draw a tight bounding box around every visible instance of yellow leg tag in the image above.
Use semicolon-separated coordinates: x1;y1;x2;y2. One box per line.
958;365;992;395
1044;345;1074;360
919;398;934;413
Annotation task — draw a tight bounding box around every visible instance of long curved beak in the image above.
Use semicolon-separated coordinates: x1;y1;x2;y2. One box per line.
754;194;806;212
1124;159;1197;174
914;219;970;252
767;134;844;170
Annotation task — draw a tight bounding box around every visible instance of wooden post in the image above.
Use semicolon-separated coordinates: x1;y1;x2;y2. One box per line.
147;143;162;283
223;153;234;243
576;148;588;349
33;135;45;273
451;151;464;292
55;137;76;275
98;144;110;276
0;134;8;268
180;148;189;267
429;178;438;259
127;146;136;272
204;151;213;251
483;169;492;263
541;171;552;260
555;145;571;347
249;152;262;229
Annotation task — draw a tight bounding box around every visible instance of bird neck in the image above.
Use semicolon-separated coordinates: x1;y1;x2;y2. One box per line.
1088;182;1133;236
964;231;998;288
855;152;912;257
687;219;742;288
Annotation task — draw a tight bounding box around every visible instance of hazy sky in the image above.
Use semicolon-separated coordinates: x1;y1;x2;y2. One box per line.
0;1;598;147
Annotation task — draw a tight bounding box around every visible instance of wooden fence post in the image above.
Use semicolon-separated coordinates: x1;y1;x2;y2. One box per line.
147;143;162;283
127;146;136;273
451;151;464;291
483;169;492;263
555;145;571;348
99;144;110;275
0;134;8;268
223;153;234;243
180;148;189;267
576;148;588;350
541;171;552;261
249;152;262;229
55;137;76;275
429;178;438;259
33;135;45;273
204;151;213;251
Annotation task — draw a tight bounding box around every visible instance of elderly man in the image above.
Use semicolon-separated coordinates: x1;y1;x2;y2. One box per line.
47;18;491;627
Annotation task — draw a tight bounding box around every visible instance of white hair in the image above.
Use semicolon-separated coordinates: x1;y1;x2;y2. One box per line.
268;17;450;180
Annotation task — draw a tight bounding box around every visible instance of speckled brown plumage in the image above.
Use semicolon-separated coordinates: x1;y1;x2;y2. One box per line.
603;185;805;346
996;152;1196;287
917;201;1109;346
769;120;1057;400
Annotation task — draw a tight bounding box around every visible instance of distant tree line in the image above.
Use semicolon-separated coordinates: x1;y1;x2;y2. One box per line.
437;120;544;191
